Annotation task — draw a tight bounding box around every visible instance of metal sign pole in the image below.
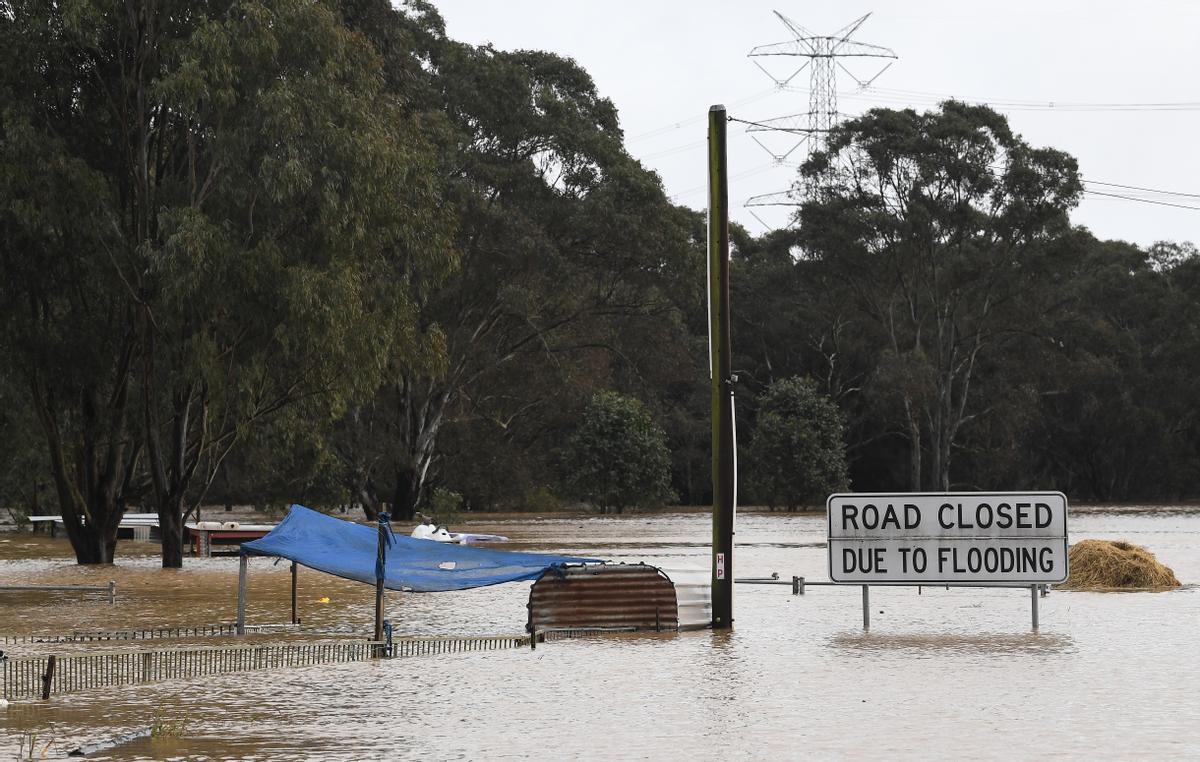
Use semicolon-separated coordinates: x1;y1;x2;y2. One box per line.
862;585;870;629
1031;584;1039;630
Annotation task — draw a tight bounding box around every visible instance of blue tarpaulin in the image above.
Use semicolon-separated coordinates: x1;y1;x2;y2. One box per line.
241;504;600;592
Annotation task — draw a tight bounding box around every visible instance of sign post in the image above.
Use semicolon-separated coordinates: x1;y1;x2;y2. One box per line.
827;492;1068;629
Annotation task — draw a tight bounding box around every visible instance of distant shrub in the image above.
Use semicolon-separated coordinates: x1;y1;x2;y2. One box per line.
561;391;675;514
426;487;463;525
748;377;849;510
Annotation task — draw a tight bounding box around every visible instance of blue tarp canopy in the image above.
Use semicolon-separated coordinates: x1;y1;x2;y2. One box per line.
242;504;600;592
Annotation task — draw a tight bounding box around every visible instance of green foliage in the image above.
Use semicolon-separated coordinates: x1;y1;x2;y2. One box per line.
797;101;1082;491
0;0;451;562
7;2;1200;530
330;8;700;519
561;391;675;513
425;487;462;525
747;378;849;509
520;485;564;514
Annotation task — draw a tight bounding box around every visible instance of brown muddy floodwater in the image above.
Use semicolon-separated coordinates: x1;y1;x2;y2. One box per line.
2;508;1199;760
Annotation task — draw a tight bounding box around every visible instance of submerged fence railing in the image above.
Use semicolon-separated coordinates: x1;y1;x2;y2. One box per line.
535;626;638;645
391;634;530;657
735;576;1051;596
2;626;643;701
2;641;378;701
0;623;298;645
0;582;116;604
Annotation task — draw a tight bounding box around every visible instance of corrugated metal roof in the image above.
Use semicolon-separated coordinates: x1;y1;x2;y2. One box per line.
528;564;680;633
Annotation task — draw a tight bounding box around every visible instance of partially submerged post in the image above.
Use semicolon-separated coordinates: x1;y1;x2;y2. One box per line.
708;103;735;630
373;512;391;653
862;585;870;630
236;552;248;635
290;561;299;625
41;654;56;700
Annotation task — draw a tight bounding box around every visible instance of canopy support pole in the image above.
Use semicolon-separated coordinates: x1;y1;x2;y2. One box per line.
236;552;248;635
373;512;390;654
290;561;298;625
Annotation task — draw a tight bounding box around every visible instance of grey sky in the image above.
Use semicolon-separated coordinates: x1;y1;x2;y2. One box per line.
433;1;1200;247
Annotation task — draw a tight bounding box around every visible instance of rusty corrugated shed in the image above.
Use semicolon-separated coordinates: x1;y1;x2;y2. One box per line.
528;564;680;632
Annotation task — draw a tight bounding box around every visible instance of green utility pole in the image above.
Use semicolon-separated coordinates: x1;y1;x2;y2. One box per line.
708;104;735;629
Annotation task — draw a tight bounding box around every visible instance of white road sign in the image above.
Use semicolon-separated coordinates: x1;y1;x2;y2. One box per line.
827;492;1069;584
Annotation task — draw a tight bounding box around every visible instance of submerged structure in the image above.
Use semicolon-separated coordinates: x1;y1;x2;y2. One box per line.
527;564;712;633
241;505;593;592
234;505;707;634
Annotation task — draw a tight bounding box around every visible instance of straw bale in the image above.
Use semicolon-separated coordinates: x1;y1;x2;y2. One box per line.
1059;539;1181;590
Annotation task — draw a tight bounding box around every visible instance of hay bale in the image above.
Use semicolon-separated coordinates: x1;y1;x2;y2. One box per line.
1060;539;1181;590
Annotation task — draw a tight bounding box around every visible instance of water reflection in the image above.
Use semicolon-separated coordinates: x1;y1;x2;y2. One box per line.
829;631;1076;655
2;508;1199;759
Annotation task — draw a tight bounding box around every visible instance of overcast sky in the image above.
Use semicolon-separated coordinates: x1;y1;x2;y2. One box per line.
433;1;1200;247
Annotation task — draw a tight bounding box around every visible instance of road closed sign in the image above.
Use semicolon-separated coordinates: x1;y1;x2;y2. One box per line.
827;492;1068;584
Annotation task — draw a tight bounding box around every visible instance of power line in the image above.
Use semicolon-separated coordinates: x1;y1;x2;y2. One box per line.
1083;179;1200;200
862;85;1200;112
668;161;795;202
638;139;707;161
625;88;779;143
782;84;1200;113
1083;190;1200;212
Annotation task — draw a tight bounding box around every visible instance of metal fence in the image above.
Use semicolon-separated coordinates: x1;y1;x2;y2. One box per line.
0;623;299;645
391;634;530;657
536;626;638;644
2;626;641;701
2;641;378;701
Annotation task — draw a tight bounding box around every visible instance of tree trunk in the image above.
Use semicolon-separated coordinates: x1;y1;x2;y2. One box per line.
907;417;922;491
157;498;185;569
62;517;119;564
54;483;124;565
392;464;422;521
356;485;382;521
33;382;133;565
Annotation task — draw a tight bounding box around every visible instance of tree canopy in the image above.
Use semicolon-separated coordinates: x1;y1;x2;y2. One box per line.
2;3;1198;567
796;101;1083;491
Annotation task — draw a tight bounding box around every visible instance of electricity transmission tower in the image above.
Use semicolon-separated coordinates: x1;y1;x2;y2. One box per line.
744;11;897;215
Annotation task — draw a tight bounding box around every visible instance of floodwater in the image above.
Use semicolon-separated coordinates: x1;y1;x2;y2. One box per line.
2;507;1198;760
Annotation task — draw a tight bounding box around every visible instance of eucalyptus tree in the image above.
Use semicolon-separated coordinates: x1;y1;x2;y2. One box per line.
797;102;1082;491
334;6;699;519
0;0;449;564
1022;233;1200;500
